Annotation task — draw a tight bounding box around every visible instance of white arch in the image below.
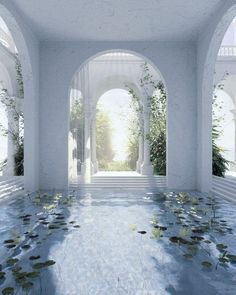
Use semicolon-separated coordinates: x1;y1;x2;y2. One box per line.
0;3;37;190
198;2;236;191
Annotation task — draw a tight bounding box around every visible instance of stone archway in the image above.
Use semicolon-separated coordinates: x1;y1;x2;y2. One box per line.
69;50;167;184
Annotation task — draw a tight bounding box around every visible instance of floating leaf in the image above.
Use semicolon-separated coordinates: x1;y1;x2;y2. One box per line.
129;224;137;231
5;244;16;249
153;225;167;231
22;282;33;291
226;254;236;263
29;255;40;261
29;234;38;239
183;253;193;259
0;271;6;279
3;240;15;244
204;240;211;244
2;287;14;295
21;245;30;250
201;261;212;268
216;244;227;251
7;258;19;266
151;228;162;238
73;225;80;228
137;231;146;235
33;260;56;269
190;236;204;241
26;271;40;279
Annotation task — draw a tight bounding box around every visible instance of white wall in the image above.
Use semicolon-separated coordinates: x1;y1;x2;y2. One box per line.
0;0;39;191
39;42;197;190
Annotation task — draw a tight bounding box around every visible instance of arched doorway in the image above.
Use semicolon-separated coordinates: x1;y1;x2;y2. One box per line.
69;50;167;184
0;16;24;178
95;88;138;172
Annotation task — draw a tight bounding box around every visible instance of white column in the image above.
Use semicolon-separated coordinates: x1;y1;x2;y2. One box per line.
82;109;92;183
91;117;98;174
136;134;143;173
141;104;154;175
80;64;92;183
231;109;236;171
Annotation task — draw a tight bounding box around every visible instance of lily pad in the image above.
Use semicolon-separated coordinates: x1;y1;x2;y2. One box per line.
73;225;80;228
137;231;147;235
26;271;40;279
33;260;56;269
6;258;19;266
201;261;212;268
29;255;41;260
21;245;30;250
226;254;236;263
22;282;33;291
3;240;15;244
2;287;14;295
0;271;6;279
216;244;227;251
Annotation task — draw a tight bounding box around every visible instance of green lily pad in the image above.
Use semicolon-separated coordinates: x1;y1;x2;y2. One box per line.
33;260;56;269
29;255;41;260
226;254;236;263
3;240;15;244
0;271;6;279
2;287;14;295
21;245;30;250
183;253;193;259
26;271;40;279
201;261;212;268
5;244;16;249
216;244;227;251
22;282;33;291
6;258;19;266
137;231;146;235
73;225;80;228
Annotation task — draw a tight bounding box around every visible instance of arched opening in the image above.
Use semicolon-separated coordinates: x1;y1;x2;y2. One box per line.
69;50;167;184
0;15;24;178
212;17;236;178
95;88;138;172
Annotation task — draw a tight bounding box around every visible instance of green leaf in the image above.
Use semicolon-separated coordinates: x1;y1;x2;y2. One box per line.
201;261;212;268
2;287;14;295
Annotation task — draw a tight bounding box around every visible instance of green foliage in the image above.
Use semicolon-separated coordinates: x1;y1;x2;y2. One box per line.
212;78;230;177
96;105;115;168
0;82;24;175
150;130;166;175
14;142;24;175
212;127;229;177
15;54;24;98
127;63;167;175
70;96;84;171
99;160;132;171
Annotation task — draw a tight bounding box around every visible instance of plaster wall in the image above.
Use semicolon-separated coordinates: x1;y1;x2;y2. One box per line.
39;42;197;190
0;0;39;191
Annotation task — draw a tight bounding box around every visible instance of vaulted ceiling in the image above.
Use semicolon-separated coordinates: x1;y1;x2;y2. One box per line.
12;0;224;42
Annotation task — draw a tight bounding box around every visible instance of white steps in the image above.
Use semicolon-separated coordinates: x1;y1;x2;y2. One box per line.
212;175;236;202
0;177;24;200
70;174;167;190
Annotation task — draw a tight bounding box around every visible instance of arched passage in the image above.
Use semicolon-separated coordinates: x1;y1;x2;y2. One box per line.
68;50;168;184
0;3;37;190
198;2;236;192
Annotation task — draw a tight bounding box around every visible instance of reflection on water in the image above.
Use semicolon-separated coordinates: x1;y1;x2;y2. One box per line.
0;191;236;294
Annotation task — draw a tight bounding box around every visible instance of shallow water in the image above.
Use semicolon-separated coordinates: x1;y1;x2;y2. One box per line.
0;190;236;295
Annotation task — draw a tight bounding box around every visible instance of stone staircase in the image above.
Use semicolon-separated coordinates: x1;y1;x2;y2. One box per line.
0;177;24;200
70;172;167;191
212;175;236;202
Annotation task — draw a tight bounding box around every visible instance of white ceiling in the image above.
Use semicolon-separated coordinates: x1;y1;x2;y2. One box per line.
12;0;224;42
